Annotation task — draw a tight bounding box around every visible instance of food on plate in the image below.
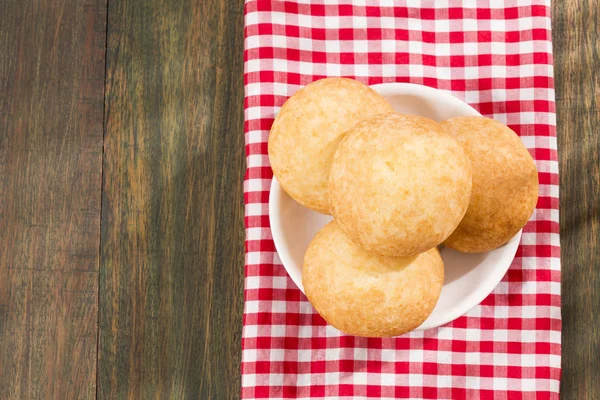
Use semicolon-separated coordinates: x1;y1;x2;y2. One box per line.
441;116;539;252
302;221;444;337
267;78;541;337
328;113;472;257
268;77;394;214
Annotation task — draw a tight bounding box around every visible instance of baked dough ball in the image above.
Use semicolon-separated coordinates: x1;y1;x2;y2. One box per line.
441;116;539;252
268;78;394;214
329;113;472;257
303;221;444;337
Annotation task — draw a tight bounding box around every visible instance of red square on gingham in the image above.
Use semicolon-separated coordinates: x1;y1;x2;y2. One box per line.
242;1;561;399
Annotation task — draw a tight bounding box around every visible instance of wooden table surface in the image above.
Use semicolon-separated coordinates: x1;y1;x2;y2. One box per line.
0;1;597;399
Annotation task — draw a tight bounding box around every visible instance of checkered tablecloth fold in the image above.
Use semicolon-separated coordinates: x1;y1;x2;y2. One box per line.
242;1;560;398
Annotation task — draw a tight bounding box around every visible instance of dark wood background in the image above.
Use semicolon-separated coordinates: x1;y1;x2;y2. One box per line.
0;0;596;399
553;1;600;398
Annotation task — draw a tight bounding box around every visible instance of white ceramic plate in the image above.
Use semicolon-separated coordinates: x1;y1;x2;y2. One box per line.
269;82;522;332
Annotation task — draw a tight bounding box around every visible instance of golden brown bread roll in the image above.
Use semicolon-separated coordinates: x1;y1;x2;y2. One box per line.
303;221;444;337
328;113;472;257
441;116;539;253
268;78;394;214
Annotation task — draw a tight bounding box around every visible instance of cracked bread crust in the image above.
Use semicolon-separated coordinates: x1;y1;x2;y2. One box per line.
303;221;444;337
329;113;472;257
268;78;394;214
441;116;539;253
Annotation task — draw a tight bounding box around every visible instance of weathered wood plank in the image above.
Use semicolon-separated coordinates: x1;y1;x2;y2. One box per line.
98;0;245;398
553;0;600;398
0;1;107;399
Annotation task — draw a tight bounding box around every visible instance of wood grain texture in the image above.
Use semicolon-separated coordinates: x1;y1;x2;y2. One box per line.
0;1;106;399
97;0;245;398
553;0;600;398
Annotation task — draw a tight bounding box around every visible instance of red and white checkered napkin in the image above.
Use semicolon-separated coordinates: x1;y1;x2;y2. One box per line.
242;1;560;398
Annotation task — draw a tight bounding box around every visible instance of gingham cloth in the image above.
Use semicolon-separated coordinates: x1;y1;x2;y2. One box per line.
242;1;561;398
